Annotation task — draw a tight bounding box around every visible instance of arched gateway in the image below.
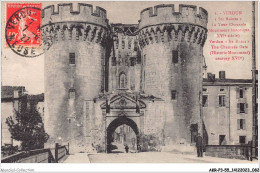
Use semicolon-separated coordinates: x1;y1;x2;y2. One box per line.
106;117;139;153
100;91;146;153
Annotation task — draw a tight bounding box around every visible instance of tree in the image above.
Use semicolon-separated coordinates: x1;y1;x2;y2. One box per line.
6;98;49;151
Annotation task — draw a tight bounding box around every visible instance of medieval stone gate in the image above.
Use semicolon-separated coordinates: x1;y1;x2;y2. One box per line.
100;92;146;153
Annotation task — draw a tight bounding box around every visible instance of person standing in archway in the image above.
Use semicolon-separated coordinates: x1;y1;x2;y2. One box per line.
125;145;129;153
137;144;141;153
195;133;203;157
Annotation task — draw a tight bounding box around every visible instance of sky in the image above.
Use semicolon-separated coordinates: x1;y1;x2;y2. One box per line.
1;1;257;94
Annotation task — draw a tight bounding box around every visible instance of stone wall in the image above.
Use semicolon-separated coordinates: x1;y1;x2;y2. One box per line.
109;24;140;91
42;3;108;153
138;4;208;145
205;145;250;160
42;3;209;152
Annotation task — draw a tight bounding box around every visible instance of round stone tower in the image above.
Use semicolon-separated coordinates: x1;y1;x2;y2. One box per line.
138;4;208;144
42;3;108;152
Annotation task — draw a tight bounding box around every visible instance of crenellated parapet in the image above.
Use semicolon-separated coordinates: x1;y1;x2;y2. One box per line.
138;24;207;48
139;4;208;30
42;3;108;27
42;22;108;46
137;4;208;48
41;3;109;45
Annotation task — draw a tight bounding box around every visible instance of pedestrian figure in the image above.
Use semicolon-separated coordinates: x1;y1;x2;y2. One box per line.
137;144;141;153
195;133;203;157
125;145;129;153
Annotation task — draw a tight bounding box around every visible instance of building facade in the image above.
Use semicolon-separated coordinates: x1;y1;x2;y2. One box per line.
202;72;254;146
41;3;255;153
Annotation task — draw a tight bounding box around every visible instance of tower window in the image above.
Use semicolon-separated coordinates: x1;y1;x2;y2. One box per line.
130;57;136;66
112;57;116;66
69;53;75;64
119;73;126;88
219;95;225;107
134;41;138;51
122;40;125;49
202;95;208;107
171;90;177;100
172;50;178;64
69;89;75;99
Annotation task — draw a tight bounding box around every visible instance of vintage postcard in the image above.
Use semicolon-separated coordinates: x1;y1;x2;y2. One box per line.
0;0;259;172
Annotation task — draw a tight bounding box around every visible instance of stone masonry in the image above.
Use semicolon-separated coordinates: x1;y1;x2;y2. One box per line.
42;3;208;153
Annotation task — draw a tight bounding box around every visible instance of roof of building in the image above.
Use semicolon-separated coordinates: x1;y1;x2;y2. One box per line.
203;78;254;86
1;86;26;99
1;86;44;102
27;93;44;102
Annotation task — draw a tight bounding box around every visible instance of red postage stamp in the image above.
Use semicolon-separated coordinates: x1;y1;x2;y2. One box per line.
5;3;42;57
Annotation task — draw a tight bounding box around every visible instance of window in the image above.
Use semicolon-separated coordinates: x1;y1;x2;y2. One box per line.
122;40;125;49
128;40;131;49
239;136;246;144
203;88;208;92
119;73;126;88
240;89;244;98
112;57;116;66
69;53;75;64
220;88;225;92
202;95;208;107
219;95;225;107
171;90;177;100
237;119;245;130
219;135;226;145
240;103;245;113
130;57;136;66
69;89;75;99
134;41;138;51
172;50;178;64
237;103;248;114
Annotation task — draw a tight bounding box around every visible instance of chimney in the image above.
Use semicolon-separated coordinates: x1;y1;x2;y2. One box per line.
207;73;215;81
211;74;215;81
219;71;226;80
207;73;212;80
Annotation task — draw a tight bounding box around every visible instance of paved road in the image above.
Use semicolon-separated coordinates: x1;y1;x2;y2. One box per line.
62;152;257;163
88;152;257;163
110;142;136;153
62;153;90;163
